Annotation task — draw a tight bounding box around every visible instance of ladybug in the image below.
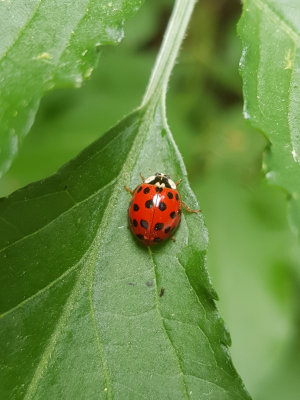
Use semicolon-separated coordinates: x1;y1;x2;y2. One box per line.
126;173;200;246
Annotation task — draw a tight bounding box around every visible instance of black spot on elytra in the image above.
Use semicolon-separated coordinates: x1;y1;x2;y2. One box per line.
136;234;144;240
175;193;179;201
133;204;139;211
167;192;173;199
137;186;142;193
133;219;138;227
156;186;163;193
145;199;153;209
164;226;171;234
140;219;149;229
159;202;167;211
143;187;150;194
154;223;164;231
154;237;162;243
170;211;176;219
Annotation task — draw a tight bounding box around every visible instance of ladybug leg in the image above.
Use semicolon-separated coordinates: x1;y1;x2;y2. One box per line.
171;236;176;242
176;179;182;186
124;186;134;195
140;173;146;182
182;201;201;213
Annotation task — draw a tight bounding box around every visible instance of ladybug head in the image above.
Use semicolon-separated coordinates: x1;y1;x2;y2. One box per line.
144;172;177;189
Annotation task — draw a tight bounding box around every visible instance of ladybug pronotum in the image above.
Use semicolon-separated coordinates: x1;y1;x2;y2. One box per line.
126;172;200;246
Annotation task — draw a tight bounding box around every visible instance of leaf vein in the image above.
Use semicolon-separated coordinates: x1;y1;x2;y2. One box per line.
252;0;300;43
89;264;112;400
23;264;87;400
0;0;43;63
0;252;83;320
0;177;116;254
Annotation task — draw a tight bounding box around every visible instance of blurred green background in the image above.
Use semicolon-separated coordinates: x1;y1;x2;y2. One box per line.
1;0;299;398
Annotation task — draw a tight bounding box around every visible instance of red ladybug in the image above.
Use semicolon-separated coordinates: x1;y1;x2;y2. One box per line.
126;173;200;246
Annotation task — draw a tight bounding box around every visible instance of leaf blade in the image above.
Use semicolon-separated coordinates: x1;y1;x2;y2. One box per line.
0;103;250;399
0;0;144;177
239;0;300;242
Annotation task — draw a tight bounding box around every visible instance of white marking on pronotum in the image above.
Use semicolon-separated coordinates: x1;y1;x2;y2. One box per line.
145;175;155;183
145;173;177;189
168;178;176;189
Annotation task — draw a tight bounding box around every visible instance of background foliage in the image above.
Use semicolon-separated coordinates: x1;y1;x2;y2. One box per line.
0;0;299;399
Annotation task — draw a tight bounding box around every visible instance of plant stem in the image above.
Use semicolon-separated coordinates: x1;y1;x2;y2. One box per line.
141;0;197;107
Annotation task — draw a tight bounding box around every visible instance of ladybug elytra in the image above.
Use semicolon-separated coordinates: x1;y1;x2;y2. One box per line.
126;172;200;246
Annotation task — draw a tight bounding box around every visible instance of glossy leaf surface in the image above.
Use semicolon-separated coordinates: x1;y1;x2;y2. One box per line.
0;103;250;399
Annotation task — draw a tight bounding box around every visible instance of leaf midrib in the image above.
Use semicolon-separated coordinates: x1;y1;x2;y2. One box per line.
85;102;161;397
148;247;190;400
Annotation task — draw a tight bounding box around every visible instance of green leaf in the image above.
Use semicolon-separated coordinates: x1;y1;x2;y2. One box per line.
0;0;250;398
0;0;144;178
238;0;300;242
0;104;249;400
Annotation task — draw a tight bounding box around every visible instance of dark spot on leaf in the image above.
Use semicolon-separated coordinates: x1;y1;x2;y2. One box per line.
159;287;165;297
